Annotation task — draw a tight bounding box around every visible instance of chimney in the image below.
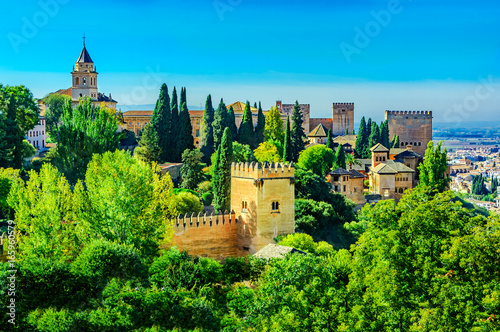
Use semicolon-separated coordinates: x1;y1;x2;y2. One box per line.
406;145;412;150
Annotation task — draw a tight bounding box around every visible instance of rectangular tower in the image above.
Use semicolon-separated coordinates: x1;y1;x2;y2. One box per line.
332;102;354;136
231;162;295;256
385;111;433;156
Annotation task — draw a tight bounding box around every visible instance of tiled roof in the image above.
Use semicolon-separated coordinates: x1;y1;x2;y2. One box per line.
333;134;357;147
349;169;366;178
308;123;328;137
389;148;406;155
253;244;307;259
370;143;390;152
394;149;421;159
371;163;398;174
97;92;117;103
123;110;153;116
77;46;93;63
329;168;351;175
372;160;415;174
226;101;258;113
53;87;72;97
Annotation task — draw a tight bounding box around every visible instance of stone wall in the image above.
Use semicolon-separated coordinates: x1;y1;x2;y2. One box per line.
168;212;238;260
332;103;354;136
385;111;432;155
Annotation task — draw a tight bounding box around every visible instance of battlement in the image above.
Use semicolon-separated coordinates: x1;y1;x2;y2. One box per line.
171;210;236;231
231;162;295;179
333;102;354;107
385;110;433;117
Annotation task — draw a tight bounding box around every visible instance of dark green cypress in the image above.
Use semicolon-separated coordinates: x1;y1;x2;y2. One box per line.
213;127;233;212
200;94;215;164
345;128;349;135
335;144;347;170
180;87;187;109
355;116;366;158
380;120;390;148
254;102;258;109
283;116;291;162
170;87;180;161
367;122;381;157
392;135;400;148
326;129;333;150
150;84;171;162
237;101;255;147
177;102;194;156
213;98;227;151
352;129;355;135
0;95;23;168
255;101;265;145
290;100;306;162
227;106;238;141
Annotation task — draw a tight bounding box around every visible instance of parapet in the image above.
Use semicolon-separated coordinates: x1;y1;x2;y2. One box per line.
231;162;295;179
171;210;236;231
385;110;433;117
333;102;354;107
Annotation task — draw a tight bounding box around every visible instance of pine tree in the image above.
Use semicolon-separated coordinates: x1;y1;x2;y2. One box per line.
213;98;227;151
352;129;355;135
392;135;400;148
326;129;333;150
290;101;306;162
227;106;238;141
255;101;265;145
213;128;233;212
134;124;161;164
367;122;381;157
283;116;291;162
238;101;255;147
380;120;390;148
355;116;367;158
170;87;180;161
336;144;347;169
200;94;215;164
177;102;194;156
150;84;171;162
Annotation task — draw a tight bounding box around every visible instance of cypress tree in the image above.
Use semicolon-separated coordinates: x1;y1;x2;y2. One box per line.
283;116;291;162
177;102;195;156
380;120;390;148
254;102;258;109
227;106;238;141
367;122;381;155
290;100;306;162
352;129;355;135
134;124;161;164
392;135;400;148
255;101;265;144
336;144;347;169
180;87;187;109
326;129;333;150
170;87;180;161
200;94;215;164
150;84;171;162
213;98;227;151
354;116;367;158
213;128;233;212
345;128;349;135
238;101;255;147
0;95;23;168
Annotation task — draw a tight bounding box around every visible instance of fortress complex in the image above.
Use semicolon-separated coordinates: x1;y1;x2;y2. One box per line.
169;162;296;260
385;110;432;156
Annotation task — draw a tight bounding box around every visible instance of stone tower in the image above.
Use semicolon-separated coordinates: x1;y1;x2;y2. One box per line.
231;162;295;256
71;38;98;102
385;111;433;156
332;102;354;136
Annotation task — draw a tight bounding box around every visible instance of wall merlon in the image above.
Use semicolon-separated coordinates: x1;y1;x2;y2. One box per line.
172;211;237;231
231;162;295;178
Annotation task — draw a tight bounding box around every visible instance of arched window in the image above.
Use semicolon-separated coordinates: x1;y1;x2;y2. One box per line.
83;77;86;86
75;77;79;85
271;201;280;212
401;142;404;146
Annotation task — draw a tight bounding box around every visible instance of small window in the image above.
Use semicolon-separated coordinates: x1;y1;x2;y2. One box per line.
75;77;79;85
242;201;248;212
333;176;339;182
343;185;346;192
354;187;358;193
418;142;422;146
83;78;86;86
196;129;200;137
271;201;280;212
401;142;404;147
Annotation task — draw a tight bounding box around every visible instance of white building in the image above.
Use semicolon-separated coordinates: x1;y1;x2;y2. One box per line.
26;116;47;149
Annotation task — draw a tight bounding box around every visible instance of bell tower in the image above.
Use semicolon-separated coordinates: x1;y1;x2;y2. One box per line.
71;35;98;102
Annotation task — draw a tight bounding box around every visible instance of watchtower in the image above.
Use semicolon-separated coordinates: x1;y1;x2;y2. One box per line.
71;37;98;101
385;111;433;155
332;102;354;136
231;162;295;256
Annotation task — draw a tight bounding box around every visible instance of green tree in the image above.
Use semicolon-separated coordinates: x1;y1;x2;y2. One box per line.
283;116;291;162
42;93;71;141
227;106;238;141
213;98;228;151
255;101;265;144
75;150;176;259
254;140;283;163
1;85;39;133
232;142;255;163
418;141;450;193
297;145;335;176
326;129;333;149
0;95;23;168
355;116;367;158
177;102;194;156
0;167;20;220
7;164;79;261
380;119;390;148
200;94;215;164
172;191;203;215
53;97;120;183
335;144;347;169
134;124;161;164
151;84;171;162
290;100;306;162
213;128;233;212
170;86;180;161
366;121;380;157
392;134;400;148
238;101;255;147
264;105;283;142
180;148;204;190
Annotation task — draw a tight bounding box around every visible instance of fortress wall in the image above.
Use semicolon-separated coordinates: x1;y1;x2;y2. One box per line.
385;111;433;155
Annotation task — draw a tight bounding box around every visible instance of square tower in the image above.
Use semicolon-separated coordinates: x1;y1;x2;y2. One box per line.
332;102;354;136
385;111;433;156
231;162;295;256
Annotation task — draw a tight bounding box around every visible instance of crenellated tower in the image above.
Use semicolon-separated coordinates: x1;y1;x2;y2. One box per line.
385;110;433;155
231;162;295;255
332;102;354;136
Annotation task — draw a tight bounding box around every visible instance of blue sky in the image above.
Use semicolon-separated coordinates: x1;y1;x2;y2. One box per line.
1;0;499;124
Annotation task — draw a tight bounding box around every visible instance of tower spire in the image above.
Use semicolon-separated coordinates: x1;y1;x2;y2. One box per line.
83;33;86;47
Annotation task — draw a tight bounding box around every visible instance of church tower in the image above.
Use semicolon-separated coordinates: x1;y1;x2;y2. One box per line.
71;37;98;102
